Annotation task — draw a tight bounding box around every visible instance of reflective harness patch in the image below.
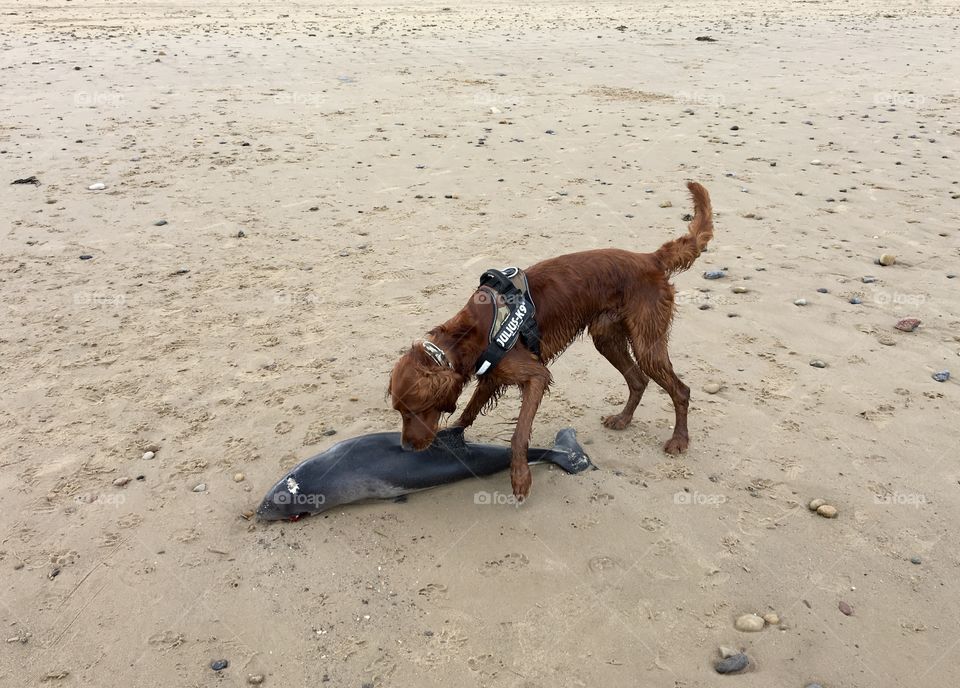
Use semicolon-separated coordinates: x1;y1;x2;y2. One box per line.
475;267;541;375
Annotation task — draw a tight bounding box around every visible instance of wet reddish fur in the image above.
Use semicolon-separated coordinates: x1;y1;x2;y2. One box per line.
389;182;714;500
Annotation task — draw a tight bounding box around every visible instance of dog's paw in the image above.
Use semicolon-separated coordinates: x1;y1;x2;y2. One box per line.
511;464;532;502
663;435;689;455
602;413;632;430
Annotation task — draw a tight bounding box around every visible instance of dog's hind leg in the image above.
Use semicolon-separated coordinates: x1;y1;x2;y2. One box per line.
589;320;649;430
632;341;690;455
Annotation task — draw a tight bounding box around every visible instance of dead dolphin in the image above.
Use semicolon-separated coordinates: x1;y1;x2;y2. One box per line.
256;426;593;520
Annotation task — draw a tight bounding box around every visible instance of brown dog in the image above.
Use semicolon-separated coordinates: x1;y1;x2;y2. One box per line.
389;182;714;500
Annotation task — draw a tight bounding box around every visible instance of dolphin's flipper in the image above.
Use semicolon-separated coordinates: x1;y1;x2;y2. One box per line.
546;428;595;474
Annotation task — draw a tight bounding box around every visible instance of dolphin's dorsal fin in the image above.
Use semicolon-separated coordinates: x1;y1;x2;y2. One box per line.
434;426;467;448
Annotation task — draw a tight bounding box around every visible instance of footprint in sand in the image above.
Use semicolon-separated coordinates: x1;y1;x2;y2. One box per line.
479;552;529;576
467;653;499;675
50;550;79;567
116;513;143;529
363;653;397;682
587;555;624;574
639;516;665;532
417;582;447;598
99;531;121;548
172;527;200;543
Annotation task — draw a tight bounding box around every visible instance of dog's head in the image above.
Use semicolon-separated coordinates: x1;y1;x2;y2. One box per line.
388;343;464;451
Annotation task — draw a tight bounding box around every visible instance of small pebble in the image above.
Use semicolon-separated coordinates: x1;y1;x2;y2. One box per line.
817;504;838;518
703;270;725;280
731;285;748;294
154;219;168;226
894;318;920;332
810;159;822;165
113;477;131;487
703;383;722;394
322;428;337;436
849;297;862;305
79;254;93;260
715;653;750;674
734;614;765;632
879;253;896;266
838;600;853;616
910;556;922;565
763;612;780;625
237;229;246;238
794;298;808;306
193;483;207;493
810;359;827;368
932;370;950;383
211;660;228;671
817;287;829;293
808;498;826;511
87;182;106;191
861;275;877;284
247;675;265;685
233;473;245;483
659;200;673;208
142;451;155;460
718;645;739;658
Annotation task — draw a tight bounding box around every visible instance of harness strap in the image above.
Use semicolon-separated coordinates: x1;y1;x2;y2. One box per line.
474;268;541;375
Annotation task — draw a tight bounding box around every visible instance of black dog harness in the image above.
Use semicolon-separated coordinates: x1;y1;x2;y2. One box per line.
474;267;541;375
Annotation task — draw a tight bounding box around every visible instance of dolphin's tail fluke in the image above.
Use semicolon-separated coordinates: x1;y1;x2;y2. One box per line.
545;428;595;474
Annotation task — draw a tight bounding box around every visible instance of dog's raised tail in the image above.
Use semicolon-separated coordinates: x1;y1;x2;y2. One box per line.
654;181;714;276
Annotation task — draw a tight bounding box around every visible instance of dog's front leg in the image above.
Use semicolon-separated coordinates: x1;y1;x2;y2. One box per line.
510;371;550;501
455;378;498;429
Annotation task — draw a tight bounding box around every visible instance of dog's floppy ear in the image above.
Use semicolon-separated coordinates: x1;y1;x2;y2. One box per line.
389;343;464;413
426;366;463;414
411;342;463;413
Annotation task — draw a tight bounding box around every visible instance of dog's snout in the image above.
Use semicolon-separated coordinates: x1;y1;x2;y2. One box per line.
400;439;415;451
